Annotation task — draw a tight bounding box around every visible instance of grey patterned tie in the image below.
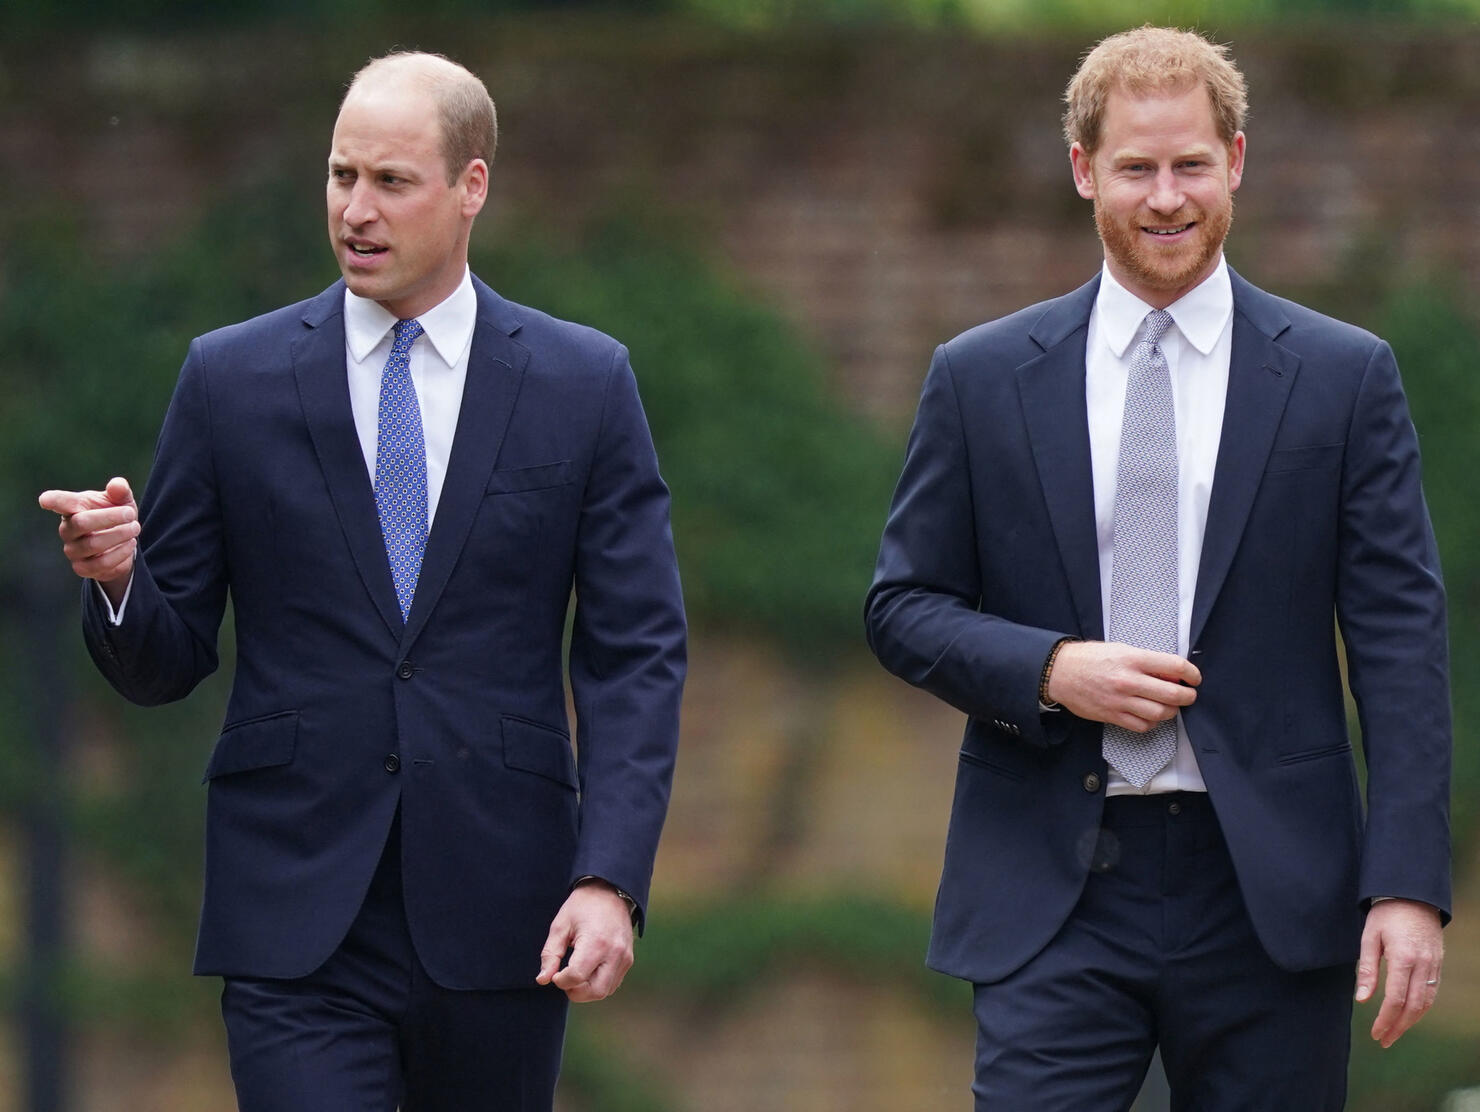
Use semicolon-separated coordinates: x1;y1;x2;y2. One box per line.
1103;309;1179;788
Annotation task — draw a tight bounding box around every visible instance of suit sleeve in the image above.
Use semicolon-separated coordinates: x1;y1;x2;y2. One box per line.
1336;339;1451;919
865;345;1072;747
83;338;228;705
567;345;687;929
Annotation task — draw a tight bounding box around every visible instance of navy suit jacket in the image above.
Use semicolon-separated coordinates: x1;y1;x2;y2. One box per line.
866;269;1450;984
83;277;687;991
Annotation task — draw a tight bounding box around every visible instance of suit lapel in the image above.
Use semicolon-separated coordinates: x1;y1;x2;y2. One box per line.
400;280;529;651
1189;271;1300;647
1018;277;1104;640
292;284;404;640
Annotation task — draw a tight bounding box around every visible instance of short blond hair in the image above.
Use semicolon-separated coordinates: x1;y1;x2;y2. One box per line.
1063;26;1247;154
347;51;497;185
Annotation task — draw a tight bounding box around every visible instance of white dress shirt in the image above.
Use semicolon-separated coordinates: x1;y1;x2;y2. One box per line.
1086;258;1233;796
344;268;476;524
102;271;476;624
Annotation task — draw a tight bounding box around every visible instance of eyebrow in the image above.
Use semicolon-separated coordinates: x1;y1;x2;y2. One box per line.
1109;145;1219;163
327;157;420;178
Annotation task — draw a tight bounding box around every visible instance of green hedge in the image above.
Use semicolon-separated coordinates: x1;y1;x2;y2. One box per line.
8;0;1480;34
476;210;900;659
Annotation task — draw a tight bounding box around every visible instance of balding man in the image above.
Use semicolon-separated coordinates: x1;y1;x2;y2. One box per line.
40;52;686;1110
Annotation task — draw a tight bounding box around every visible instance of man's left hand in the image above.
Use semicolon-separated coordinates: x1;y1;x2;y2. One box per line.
536;881;635;1003
1355;898;1444;1048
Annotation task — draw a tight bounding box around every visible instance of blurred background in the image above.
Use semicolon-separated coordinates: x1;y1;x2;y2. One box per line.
3;0;1479;1108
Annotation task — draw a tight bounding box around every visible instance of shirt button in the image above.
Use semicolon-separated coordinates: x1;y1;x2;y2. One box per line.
397;661;414;680
1082;772;1102;793
384;754;401;773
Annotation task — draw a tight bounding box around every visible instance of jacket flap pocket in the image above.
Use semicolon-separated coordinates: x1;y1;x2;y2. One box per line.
958;748;1026;781
502;715;577;789
1277;741;1353;766
203;710;299;781
1266;443;1343;474
486;460;573;495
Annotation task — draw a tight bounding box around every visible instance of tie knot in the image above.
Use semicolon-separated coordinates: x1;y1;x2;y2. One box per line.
392;318;424;352
1141;309;1174;347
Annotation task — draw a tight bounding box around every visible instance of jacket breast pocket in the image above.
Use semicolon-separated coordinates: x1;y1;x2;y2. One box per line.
1265;443;1343;475
203;710;298;781
485;461;573;496
472;462;574;569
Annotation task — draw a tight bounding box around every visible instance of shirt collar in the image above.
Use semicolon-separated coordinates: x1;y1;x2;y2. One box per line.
1095;255;1232;358
343;268;477;367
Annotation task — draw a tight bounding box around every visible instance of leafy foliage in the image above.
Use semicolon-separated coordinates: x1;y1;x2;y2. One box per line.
0;185;330;950
1378;283;1480;854
1347;1018;1480;1111
622;891;953;1009
8;0;1480;33
560;1019;683;1112
475;212;900;661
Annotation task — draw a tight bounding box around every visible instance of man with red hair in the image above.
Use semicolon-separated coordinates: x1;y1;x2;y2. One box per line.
868;26;1449;1109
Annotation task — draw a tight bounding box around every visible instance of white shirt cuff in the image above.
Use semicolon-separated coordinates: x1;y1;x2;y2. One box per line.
95;574;134;625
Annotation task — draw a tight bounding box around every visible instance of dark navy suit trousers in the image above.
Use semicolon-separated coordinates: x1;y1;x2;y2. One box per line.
221;812;569;1112
972;793;1353;1111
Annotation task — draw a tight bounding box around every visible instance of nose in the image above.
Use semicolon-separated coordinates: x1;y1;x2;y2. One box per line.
341;179;378;228
1146;168;1185;215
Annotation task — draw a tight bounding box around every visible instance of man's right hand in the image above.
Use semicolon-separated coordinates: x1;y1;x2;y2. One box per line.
1047;640;1200;731
37;477;139;609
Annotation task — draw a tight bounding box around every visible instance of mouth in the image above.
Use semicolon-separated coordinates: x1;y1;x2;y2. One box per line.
341;239;388;269
1144;223;1194;237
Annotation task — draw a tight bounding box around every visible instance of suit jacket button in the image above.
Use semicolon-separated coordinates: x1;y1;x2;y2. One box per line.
1082;772;1102;793
397;661;414;680
384;754;401;774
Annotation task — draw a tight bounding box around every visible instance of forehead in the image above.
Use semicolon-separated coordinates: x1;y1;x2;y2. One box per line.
1098;82;1223;156
330;81;443;164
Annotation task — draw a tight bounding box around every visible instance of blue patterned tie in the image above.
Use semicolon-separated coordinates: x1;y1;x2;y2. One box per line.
375;318;427;621
1103;309;1180;788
